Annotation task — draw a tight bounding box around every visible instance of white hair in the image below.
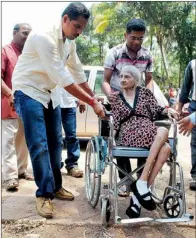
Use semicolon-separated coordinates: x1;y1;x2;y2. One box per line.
121;65;141;86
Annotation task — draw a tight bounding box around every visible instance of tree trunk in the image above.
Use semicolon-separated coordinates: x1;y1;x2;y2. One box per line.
178;63;182;88
157;33;169;81
150;33;153;51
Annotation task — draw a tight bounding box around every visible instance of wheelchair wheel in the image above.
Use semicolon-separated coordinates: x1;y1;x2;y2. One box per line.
163;194;183;218
85;137;101;208
101;198;111;226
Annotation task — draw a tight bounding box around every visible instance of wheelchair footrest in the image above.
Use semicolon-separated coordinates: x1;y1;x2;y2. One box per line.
116;217;153;224
112;146;149;158
115;214;193;224
155;214;194;223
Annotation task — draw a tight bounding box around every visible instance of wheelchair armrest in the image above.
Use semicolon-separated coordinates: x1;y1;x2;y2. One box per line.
154;120;171;130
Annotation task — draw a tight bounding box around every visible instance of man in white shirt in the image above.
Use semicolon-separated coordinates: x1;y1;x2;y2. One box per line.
60;89;84;178
12;2;105;219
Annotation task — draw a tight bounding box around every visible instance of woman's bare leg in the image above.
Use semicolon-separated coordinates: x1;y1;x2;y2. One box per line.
148;142;171;186
139;127;169;181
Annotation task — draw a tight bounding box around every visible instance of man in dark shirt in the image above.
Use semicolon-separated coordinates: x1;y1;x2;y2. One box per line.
176;59;196;190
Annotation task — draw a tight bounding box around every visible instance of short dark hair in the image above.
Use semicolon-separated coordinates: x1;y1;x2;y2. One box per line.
61;2;90;20
126;18;146;33
13;23;31;32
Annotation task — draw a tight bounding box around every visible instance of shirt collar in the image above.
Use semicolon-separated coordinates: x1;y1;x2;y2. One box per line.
11;40;22;53
57;19;72;44
57;19;63;40
123;42;143;58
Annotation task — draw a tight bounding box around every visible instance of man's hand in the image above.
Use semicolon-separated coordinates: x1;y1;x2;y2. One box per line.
8;93;15;111
92;100;105;118
78;100;86;113
107;91;119;101
177;116;194;136
2;80;15;110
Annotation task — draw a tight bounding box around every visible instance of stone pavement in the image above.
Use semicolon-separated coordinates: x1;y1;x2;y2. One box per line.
1;133;196;228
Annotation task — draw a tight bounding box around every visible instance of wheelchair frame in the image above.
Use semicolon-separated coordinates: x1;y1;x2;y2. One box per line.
85;113;193;226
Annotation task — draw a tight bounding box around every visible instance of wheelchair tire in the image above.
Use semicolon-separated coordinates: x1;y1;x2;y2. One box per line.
101;198;111;226
163;194;183;218
85;137;101;208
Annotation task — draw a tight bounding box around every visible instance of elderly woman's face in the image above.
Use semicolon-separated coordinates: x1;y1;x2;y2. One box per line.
120;71;136;89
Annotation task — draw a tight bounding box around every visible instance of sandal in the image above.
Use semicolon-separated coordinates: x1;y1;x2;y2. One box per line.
6;178;19;191
118;185;130;197
131;181;156;211
126;197;141;218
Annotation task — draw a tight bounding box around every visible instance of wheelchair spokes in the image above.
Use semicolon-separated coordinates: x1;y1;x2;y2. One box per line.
85;137;101;208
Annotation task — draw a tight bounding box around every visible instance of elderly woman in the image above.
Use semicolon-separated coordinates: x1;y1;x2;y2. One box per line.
109;65;179;218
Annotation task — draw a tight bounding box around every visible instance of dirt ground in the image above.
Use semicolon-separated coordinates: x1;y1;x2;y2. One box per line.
2;220;196;238
1;134;196;238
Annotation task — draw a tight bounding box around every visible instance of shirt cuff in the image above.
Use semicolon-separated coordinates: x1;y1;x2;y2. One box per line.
189;113;196;125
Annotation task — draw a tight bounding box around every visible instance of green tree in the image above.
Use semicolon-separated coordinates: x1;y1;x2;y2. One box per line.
76;2;196;89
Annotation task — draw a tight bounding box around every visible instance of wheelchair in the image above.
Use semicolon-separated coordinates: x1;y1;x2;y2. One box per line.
85;108;193;226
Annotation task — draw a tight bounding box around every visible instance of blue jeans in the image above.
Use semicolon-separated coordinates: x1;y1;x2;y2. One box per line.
14;90;63;198
189;100;196;178
61;107;80;169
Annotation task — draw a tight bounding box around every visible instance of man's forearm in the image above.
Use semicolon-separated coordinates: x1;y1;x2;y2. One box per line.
145;73;154;92
102;81;112;97
64;83;93;105
78;81;94;97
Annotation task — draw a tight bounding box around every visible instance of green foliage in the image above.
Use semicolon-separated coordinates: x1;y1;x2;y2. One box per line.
76;2;196;89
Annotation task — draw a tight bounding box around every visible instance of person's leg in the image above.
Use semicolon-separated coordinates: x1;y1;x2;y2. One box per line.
61;108;82;177
116;157;132;197
14;91;55;199
116;157;132;180
45;103;74;200
147;143;171;186
15;118;33;180
136;158;146;179
130;127;169;211
139;127;169;181
2;119;19;190
44;103;63;192
190;126;196;190
188;101;196;190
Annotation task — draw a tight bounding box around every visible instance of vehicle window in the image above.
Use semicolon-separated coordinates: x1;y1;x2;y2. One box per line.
84;70;90;81
94;70;104;95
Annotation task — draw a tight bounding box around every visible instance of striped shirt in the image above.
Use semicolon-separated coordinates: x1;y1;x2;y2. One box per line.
104;42;153;91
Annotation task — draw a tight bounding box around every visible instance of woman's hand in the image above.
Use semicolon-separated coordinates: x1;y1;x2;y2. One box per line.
107;91;119;102
167;108;179;120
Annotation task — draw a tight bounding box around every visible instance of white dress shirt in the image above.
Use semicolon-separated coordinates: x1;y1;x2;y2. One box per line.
12;20;87;109
59;87;77;108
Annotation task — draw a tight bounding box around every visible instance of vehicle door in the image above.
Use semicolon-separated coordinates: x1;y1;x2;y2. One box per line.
76;69;92;137
85;69;106;136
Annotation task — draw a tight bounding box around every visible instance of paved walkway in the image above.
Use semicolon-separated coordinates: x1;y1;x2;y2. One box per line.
2;133;195;228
